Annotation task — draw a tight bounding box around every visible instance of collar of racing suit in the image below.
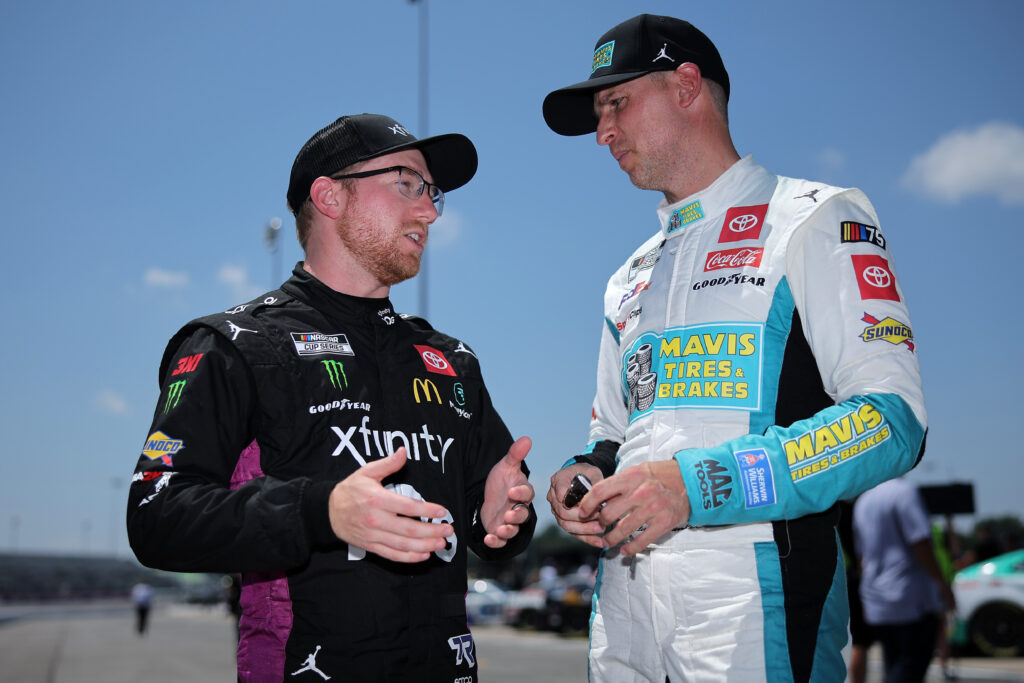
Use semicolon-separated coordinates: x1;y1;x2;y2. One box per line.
281;263;400;329
656;154;773;238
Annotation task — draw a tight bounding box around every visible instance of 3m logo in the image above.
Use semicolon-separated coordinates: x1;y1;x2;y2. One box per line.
322;360;348;392
164;380;186;413
172;353;203;375
142;431;184;466
414;345;456;376
413;377;441;404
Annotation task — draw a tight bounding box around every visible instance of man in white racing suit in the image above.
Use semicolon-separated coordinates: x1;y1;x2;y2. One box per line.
542;14;926;682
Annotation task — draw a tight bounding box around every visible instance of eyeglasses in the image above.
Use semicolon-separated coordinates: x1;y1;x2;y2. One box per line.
331;165;445;216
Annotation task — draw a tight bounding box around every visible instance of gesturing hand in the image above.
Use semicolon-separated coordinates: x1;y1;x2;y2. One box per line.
480;436;535;548
328;448;453;563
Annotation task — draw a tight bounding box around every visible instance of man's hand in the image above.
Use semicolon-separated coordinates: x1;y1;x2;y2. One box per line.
579;459;691;556
328;448;453;563
480;436;535;548
547;464;607;548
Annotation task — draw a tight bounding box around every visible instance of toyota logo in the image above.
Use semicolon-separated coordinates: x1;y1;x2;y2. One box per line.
862;266;892;288
729;213;759;233
421;351;449;371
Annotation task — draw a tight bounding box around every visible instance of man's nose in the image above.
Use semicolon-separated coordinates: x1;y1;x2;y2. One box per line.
596;115;616;146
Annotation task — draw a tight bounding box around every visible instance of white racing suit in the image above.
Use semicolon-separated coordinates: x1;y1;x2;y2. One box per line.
571;156;926;682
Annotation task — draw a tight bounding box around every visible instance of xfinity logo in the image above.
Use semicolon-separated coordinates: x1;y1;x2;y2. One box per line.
331;415;455;472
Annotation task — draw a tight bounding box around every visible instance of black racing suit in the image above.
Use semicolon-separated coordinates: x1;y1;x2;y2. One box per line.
127;265;535;682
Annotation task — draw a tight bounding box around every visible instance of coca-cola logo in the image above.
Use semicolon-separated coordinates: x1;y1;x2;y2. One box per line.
704;247;764;272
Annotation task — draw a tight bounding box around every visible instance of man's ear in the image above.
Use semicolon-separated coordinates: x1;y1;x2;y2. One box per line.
672;62;703;109
309;176;344;219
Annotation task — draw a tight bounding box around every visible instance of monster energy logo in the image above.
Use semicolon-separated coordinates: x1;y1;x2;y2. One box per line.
164;380;186;413
322;360;348;392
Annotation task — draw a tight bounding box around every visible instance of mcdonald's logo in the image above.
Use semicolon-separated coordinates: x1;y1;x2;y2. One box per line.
413;377;442;404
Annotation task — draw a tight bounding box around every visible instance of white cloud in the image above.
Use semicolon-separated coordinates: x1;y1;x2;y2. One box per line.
218;264;264;302
93;389;129;416
817;147;846;174
902;121;1024;206
427;208;464;250
144;267;190;288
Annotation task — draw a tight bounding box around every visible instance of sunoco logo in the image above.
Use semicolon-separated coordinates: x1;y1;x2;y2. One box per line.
860;313;914;351
142;431;184;466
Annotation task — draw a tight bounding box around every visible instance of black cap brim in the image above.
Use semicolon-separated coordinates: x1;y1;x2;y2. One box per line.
542;70;652;136
403;133;478;192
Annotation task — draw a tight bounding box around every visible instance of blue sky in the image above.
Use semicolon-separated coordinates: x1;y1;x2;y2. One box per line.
1;1;1021;556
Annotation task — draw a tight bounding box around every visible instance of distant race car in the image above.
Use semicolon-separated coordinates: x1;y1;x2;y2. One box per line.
951;549;1024;656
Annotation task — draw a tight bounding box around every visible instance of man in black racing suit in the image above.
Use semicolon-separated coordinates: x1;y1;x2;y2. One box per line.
127;113;536;683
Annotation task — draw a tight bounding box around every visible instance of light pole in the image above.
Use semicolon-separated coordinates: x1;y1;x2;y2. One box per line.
410;0;429;319
264;217;283;287
109;476;122;557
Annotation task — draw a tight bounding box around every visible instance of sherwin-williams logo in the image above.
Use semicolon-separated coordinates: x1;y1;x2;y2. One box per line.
735;448;776;509
592;40;614;73
292;332;354;356
667;201;703;233
322;360;348;392
860;313;914;351
142;431;183;466
413;377;441;404
164;380;186;413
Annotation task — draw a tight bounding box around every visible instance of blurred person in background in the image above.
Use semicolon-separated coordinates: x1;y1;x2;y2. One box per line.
854;477;955;682
131;580;153;636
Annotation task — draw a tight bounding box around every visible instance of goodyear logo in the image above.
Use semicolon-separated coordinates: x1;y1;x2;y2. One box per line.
142;431;183;466
785;403;891;483
592;40;614;73
860;313;914;351
667;201;704;234
413;377;441;404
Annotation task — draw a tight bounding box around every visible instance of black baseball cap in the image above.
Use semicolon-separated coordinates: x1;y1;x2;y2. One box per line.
543;14;730;136
287;113;478;214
